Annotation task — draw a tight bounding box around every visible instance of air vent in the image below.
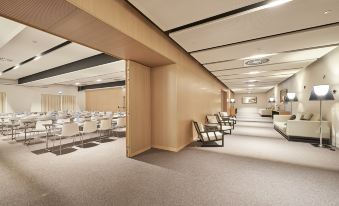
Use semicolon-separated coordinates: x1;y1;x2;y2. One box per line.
244;58;269;66
0;57;13;62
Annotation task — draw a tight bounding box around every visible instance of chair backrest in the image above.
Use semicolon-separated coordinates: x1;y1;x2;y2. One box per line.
192;121;204;141
100;118;112;130
220;112;228;117
35;120;52;130
61;123;79;137
57;118;70;124
116;117;126;127
83;121;97;133
206;115;218;124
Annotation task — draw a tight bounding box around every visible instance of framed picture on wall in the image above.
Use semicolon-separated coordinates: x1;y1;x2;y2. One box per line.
242;96;257;104
280;89;288;103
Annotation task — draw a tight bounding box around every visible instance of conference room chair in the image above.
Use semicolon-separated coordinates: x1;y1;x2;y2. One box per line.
113;117;126;137
80;120;97;147
98;118;112;142
58;122;80;155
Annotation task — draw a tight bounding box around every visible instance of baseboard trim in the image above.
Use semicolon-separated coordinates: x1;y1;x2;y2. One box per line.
152;140;193;152
128;146;151;157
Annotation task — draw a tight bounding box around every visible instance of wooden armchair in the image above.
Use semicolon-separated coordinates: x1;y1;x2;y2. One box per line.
193;121;224;147
216;113;234;130
206;114;232;134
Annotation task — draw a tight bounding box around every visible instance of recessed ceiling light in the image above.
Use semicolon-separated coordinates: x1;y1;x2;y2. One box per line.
245;71;261;75
58;91;63;94
75;82;80;85
96;79;102;82
245;79;258;83
34;55;41;61
13;65;20;70
248;84;255;87
263;0;292;9
241;53;276;60
324;10;332;15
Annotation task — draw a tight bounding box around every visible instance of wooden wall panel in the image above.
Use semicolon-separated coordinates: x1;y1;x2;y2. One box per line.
85;87;125;112
151;64;178;151
126;61;151;157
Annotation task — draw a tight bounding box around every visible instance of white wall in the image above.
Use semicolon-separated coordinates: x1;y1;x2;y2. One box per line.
0;84;85;113
234;93;268;114
267;47;339;146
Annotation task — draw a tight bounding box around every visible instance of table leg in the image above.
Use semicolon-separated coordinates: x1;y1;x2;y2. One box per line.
46;129;49;151
11;127;14;140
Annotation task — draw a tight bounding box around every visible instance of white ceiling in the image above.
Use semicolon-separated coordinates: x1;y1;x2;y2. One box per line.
23;60;126;87
0;17;125;87
128;0;339;93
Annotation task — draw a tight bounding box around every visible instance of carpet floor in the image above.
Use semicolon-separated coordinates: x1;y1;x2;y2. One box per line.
1;117;339;206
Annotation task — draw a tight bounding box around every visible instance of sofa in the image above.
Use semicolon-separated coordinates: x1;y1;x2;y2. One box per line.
273;112;330;143
258;108;272;117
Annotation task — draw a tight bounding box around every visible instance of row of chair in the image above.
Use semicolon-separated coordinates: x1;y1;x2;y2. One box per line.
193;112;237;147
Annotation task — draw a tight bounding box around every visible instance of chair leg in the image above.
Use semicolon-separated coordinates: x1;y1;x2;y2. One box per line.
222;137;224;147
59;136;62;155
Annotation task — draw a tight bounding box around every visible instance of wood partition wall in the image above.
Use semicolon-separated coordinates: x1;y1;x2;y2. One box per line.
126;61;151;157
85;87;125;112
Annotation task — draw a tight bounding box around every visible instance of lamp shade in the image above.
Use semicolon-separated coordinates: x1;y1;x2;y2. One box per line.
309;85;335;101
230;98;235;103
285;92;298;102
268;97;275;103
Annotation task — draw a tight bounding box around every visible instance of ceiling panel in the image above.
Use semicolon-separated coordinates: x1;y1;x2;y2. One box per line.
0;26;65;71
205;46;336;71
2;43;100;79
192;24;339;64
23;60;126;86
170;0;339;52
0;17;25;49
128;0;262;31
219;69;299;81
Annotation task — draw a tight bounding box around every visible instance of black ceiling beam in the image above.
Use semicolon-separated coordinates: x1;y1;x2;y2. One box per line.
165;0;269;34
18;53;119;84
77;81;125;91
3;41;72;73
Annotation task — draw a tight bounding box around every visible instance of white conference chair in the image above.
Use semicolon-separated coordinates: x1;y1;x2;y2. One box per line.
58;123;80;155
80;121;97;147
97;118;112;142
113;117;126;137
30;120;52;144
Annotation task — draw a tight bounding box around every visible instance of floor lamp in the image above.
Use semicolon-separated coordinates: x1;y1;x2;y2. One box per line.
309;85;335;148
285;92;298;114
268;97;275;109
230;98;235;116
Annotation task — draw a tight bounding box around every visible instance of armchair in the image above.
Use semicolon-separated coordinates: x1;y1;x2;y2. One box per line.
193;121;224;147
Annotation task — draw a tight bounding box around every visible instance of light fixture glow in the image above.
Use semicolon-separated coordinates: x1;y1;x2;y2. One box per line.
324;10;332;15
96;79;102;82
34;55;42;61
314;85;330;96
245;79;258;83
248;84;255;87
263;0;292;9
75;82;80;86
58;91;63;94
269;97;275;102
245;71;261;75
287;92;296;100
230;98;235;103
13;65;20;70
242;53;277;60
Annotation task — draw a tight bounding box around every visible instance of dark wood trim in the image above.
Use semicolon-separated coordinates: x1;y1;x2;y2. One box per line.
77;81;125;91
18;53;119;84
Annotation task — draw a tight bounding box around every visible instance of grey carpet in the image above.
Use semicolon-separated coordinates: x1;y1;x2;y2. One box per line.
1;118;339;206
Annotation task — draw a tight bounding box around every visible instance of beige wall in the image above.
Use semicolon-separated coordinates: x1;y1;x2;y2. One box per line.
85;87;125;112
267;47;339;146
234;93;268;114
0;84;84;113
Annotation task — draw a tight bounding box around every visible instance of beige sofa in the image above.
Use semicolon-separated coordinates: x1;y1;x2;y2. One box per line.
258;108;272;117
273;112;330;143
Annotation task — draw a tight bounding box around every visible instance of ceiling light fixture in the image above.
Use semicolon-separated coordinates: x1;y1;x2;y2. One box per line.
96;79;102;82
263;0;293;9
58;91;63;94
75;82;80;86
241;53;276;60
13;65;20;70
245;79;258;83
324;10;332;15
245;71;261;75
248;84;255;87
34;55;41;61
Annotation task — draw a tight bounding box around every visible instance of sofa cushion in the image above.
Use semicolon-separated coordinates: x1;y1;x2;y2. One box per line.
301;113;313;120
310;114;320;121
202;132;223;141
289;115;296;120
207;115;218;124
198;123;205;132
275;122;287;133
